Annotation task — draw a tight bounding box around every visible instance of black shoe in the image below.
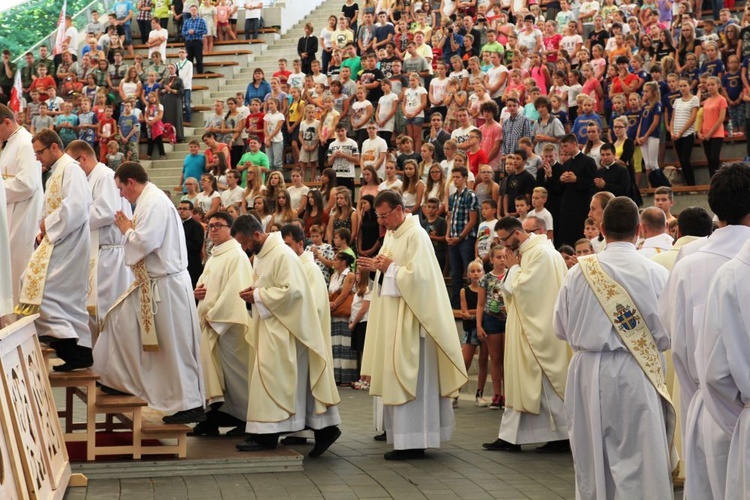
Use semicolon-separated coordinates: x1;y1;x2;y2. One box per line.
163;407;206;424
482;439;521;452
188;421;219;436
52;359;93;372
225;425;248;437
373;432;387;441
384;449;425;461
280;436;309;445
535;440;570;454
309;426;341;458
97;383;131;396
236;439;277;452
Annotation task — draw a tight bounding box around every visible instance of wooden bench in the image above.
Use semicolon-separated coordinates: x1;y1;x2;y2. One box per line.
641;185;711;196
140;421;191;459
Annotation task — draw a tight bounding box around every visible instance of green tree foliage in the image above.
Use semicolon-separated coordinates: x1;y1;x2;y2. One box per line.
0;0;112;58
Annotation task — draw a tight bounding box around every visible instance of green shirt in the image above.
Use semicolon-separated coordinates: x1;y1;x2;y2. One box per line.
481;41;505;55
238;150;269;187
341;56;362;80
0;62;17;89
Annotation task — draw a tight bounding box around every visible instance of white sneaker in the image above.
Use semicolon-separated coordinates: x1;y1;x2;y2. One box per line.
475;396;489;407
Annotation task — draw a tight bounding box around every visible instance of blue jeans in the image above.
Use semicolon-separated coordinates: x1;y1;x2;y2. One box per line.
183;89;192;123
711;0;723;19
244;18;259;40
448;237;476;308
267;141;283;170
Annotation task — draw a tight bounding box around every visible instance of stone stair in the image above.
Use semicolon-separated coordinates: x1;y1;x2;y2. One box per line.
130;0;345;196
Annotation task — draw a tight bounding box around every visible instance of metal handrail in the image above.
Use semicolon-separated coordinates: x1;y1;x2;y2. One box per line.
12;0;115;63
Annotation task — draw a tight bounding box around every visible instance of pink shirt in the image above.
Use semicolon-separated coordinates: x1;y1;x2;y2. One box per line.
480;121;503;170
701;95;728;139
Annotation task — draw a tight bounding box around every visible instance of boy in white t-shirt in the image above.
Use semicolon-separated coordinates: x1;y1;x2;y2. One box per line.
287;59;307;90
475;199;498;265
531;186;554;242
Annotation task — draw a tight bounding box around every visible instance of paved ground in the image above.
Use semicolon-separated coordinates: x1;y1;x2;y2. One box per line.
63;389;580;500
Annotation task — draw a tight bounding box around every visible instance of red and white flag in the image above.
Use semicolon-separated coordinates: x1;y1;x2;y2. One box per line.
53;0;68;55
9;70;23;113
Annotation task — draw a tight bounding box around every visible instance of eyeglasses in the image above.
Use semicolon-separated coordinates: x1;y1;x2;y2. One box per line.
498;229;517;244
207;223;230;231
376;208;393;219
74;155;83;162
613;125;625;129
33;145;49;156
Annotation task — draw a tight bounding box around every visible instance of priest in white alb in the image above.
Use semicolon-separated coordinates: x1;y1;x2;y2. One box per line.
17;130;92;371
233;215;341;455
483;216;570;453
637;207;673;258
280;223;343;457
190;211;253;437
66;140;132;345
0;103;43;315
702;238;750;500
93;162;205;424
658;163;750;500
555;197;674;499
359;191;467;461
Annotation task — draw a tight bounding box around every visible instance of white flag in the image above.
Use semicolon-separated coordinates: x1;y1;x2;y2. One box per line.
54;0;68;55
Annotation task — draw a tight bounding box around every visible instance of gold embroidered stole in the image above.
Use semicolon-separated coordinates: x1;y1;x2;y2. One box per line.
107;214;160;352
87;228;99;317
578;256;676;464
15;162;66;315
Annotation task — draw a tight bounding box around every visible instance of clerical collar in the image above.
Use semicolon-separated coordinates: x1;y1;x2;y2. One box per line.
602;162;616;169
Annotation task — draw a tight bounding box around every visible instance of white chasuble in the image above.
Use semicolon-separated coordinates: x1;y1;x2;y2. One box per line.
197;238;253;421
361;215;467;405
360;215;466;450
245;233;339;432
93;182;204;413
2;126;43;307
499;234;569;444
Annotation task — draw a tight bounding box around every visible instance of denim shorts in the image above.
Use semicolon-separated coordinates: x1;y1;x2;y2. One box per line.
463;328;479;346
122;24;133;45
482;314;505;334
404;116;424;126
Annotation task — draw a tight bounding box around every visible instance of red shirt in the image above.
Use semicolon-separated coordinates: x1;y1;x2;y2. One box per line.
611;73;639;96
467;148;489;176
245;112;265;143
273;70;292;84
29;75;57;101
543;34;562;63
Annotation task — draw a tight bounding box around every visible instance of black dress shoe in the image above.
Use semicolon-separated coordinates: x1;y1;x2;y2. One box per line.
52;360;93;372
98;384;131;396
188;421;219;436
225;425;248;437
482;439;521;452
373;432;387;441
163;407;207;424
236;440;277;452
281;436;309;445
309;426;341;458
535;439;571;454
384;449;425;461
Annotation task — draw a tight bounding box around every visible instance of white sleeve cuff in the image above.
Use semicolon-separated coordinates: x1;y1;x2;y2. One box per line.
253;288;273;319
381;264;402;298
